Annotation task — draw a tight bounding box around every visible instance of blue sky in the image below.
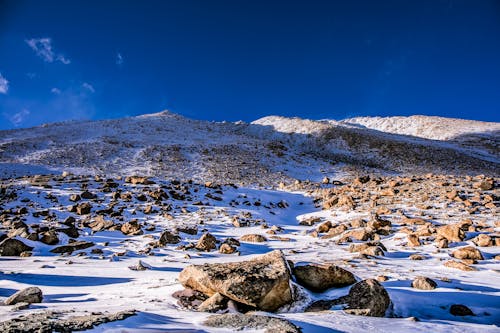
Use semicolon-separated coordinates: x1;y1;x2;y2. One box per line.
0;0;499;130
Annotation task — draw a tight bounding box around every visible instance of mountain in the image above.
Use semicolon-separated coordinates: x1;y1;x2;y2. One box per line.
0;111;498;183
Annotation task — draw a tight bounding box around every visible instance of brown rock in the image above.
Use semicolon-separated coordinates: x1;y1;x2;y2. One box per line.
197;292;229;313
121;221;143;236
240;234;267;243
344;279;391;317
76;202;92;215
159;230;181;245
0;238;34;256
411;276;437;290
452;246;484;260
316;221;332;233
50;241;95;254
450;304;475;316
219;243;237;254
40;231;59;245
443;260;477;271
4;287;43;305
178;250;293;311
436;224;465;243
293;264;356;292
196;233;217;251
407;234;421;247
472;234;493;247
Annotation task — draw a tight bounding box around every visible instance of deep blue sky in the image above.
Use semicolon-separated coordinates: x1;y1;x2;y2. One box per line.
0;0;499;129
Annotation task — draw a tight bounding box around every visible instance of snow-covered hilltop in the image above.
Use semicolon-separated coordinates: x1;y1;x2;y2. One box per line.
0;112;498;182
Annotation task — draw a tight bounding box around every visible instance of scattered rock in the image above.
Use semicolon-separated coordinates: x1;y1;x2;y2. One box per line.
436;224;465;242
159;230;181;245
50;241;94;254
40;231;59;245
203;313;301;333
128;260;150;271
219;243;237;254
293;264;356;292
240;234;267;243
196;233;217;251
178;250;293;311
121;221;143;236
4;287;43;305
76;202;92;215
407;234;421;247
172;288;208;309
344;279;391;317
197;292;229;312
450;304;475;316
0;238;34;256
452;246;484;260
411;276;437;290
443;260;477;271
472;234;493;247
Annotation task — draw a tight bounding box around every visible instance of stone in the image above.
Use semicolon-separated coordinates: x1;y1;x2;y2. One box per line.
121;221;143;236
40;231;59;245
128;260;150;271
50;241;94;254
293;264;356;292
316;221;332;233
159;230;181;245
472;234;493;247
178;250;293;311
81;190;97;199
4;287;43;305
436;238;448;248
76;202;92;215
436;224;465;243
360;246;384;256
196;233;217;251
0;238;34;256
219;243;237;254
452;246;484;260
450;304;474;316
344;279;391;317
411;276;437;290
172;288;208;309
240;234;267;243
443;260;477;271
346;228;371;241
407;234;421;247
203;314;301;333
197;292;229;313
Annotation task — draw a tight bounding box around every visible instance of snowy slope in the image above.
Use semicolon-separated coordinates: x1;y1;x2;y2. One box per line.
0;112;498;183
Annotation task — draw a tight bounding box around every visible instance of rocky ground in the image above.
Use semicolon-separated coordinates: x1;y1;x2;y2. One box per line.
0;172;498;332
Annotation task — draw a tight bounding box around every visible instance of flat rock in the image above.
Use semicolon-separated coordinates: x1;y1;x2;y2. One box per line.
203;313;301;333
452;246;484;260
50;241;95;254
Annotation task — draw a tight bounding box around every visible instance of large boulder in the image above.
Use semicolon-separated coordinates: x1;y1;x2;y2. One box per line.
293;264;356;292
436;224;465;242
344;279;391;317
452;246;484;260
4;287;43;305
178;250;293;311
0;238;33;256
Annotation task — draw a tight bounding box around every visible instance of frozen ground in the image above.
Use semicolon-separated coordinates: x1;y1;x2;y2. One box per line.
0;174;498;332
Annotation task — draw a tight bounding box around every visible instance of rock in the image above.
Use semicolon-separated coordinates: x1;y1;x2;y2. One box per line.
344;279;391;317
411;276;437;290
407;234;421;247
472;234;493;247
197;292;229;312
450;304;474;316
346;228;371;241
76;202;92;215
50;241;94;254
125;176;154;185
121;221;143;236
293;264;356;292
4;287;43;305
128;260;150;271
203;314;301;333
178;250;293;311
443;260;477;271
316;221;332;233
159;230;181;245
361;246;384;256
436;224;465;242
90;216;114;232
40;231;59;245
80;190;97;199
240;234;267;243
0;238;34;256
172;288;208;309
219;243;237;254
452;246;484;260
196;233;217;251
436;238;449;248
409;254;426;260
69;194;81;202
11;302;30;311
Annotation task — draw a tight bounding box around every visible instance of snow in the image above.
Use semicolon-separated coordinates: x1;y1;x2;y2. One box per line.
0;175;498;332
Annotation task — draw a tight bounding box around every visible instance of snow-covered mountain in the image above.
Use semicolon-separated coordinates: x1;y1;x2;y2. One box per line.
0;111;498;182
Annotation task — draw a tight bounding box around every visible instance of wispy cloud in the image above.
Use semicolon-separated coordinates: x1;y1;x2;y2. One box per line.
116;53;124;66
82;82;95;93
0;73;8;94
25;38;71;64
5;109;30;126
51;87;61;95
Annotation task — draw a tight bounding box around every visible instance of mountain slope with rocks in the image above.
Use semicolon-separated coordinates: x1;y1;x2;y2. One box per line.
0;112;498;184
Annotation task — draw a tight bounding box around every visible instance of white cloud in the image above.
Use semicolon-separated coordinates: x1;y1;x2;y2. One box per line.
82;82;95;93
25;38;71;64
51;87;61;95
116;53;124;66
6;109;30;126
0;73;8;94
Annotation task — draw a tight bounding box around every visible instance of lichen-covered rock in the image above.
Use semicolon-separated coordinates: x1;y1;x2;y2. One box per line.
293;264;356;292
196;233;217;251
4;287;43;305
411;276;437;290
0;238;34;256
203;313;301;333
178;250;293;311
159;230;181;245
344;279;391;317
